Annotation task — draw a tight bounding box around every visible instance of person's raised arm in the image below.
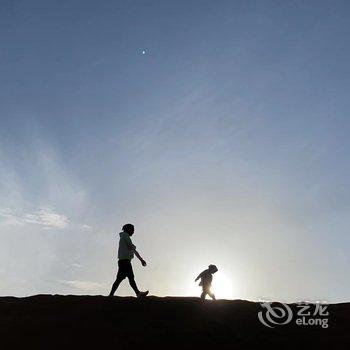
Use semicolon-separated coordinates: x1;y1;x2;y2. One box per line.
195;271;204;282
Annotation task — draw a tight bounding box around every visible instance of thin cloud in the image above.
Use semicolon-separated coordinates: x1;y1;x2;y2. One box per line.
0;208;23;226
79;224;92;231
0;207;92;231
24;208;69;230
58;280;103;291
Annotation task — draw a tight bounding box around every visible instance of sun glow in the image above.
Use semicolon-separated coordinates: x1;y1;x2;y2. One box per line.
211;272;234;299
188;271;235;300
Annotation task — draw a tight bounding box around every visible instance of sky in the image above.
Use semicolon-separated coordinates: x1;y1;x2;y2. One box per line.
0;0;349;302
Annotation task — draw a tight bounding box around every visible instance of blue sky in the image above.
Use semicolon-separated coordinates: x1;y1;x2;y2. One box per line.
0;0;349;301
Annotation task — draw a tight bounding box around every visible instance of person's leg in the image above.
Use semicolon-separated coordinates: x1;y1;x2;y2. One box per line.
201;288;207;299
125;260;140;296
109;261;126;296
128;276;140;296
208;291;216;300
109;273;124;296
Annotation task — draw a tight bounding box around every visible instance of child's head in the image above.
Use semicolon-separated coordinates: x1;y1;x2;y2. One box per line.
122;223;134;236
208;264;218;274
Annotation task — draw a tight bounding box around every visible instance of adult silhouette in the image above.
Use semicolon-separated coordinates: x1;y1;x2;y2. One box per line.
109;224;148;298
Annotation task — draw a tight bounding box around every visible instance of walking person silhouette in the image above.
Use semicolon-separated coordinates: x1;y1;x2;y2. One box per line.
109;224;149;298
195;265;218;300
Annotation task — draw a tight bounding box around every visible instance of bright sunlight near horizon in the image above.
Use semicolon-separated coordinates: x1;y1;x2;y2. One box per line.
187;272;235;300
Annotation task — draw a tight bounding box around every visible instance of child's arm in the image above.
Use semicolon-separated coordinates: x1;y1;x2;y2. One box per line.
195;271;204;282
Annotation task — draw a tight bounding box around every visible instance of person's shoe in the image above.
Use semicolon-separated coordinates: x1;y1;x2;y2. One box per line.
137;290;149;298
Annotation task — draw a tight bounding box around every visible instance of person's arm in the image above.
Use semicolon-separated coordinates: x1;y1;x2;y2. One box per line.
132;247;147;266
195;271;204;282
124;234;147;266
125;239;146;266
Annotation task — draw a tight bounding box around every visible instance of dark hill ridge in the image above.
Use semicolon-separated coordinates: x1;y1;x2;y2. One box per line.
0;295;349;349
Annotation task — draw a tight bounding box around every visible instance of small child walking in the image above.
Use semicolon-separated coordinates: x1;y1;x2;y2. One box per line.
195;264;218;300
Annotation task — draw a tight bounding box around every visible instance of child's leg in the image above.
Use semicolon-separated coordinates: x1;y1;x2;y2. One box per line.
203;285;216;300
200;290;207;299
208;291;216;300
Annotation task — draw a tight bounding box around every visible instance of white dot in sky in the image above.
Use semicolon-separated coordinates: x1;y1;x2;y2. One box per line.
142;50;146;55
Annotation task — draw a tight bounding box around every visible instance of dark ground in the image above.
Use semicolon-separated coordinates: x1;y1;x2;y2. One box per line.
0;295;349;349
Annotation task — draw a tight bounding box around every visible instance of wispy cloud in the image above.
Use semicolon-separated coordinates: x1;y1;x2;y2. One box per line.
58;279;103;291
0;206;94;232
24;207;69;230
0;208;23;226
79;224;92;231
0;207;70;230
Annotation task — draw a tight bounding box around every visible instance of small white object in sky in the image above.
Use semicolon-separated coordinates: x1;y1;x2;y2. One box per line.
142;50;146;55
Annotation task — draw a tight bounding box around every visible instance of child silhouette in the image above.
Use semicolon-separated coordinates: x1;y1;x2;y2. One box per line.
195;264;218;300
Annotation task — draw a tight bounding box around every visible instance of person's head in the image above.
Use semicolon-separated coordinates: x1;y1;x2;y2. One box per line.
208;264;218;274
122;223;134;236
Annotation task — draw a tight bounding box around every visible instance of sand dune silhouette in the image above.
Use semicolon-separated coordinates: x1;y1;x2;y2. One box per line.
0;295;349;349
